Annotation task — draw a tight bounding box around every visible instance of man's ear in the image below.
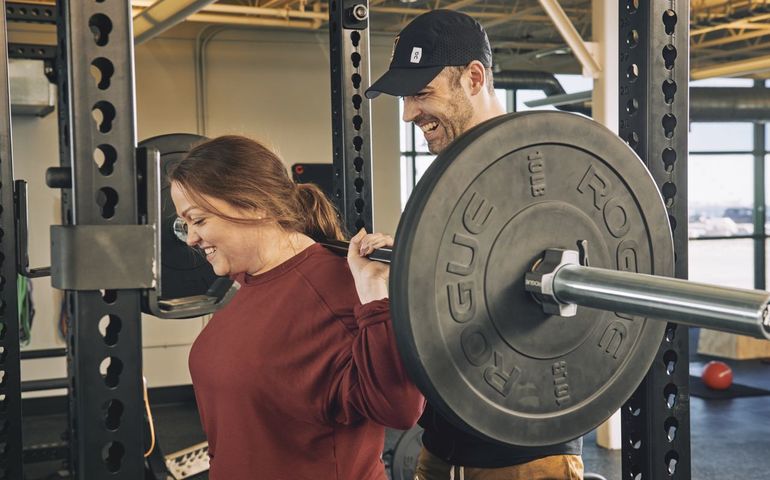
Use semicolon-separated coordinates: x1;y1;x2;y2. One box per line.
465;60;487;95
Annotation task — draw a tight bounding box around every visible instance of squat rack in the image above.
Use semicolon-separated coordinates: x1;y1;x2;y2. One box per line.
0;0;691;479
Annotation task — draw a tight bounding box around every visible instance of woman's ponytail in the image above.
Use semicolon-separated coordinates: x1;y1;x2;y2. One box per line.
295;183;346;241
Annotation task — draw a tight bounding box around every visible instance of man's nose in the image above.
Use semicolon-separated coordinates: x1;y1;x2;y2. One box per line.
402;97;419;123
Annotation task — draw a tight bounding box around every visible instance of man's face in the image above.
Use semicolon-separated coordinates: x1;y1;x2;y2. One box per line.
402;68;474;155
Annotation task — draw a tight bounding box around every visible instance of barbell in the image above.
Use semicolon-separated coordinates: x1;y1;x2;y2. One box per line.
321;111;770;447
160;112;769;447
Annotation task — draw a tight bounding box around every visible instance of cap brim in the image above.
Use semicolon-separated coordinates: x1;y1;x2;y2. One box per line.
365;66;444;99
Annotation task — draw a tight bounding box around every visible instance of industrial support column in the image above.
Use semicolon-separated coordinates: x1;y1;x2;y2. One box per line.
55;2;146;478
591;0;621;450
619;1;691;478
329;0;374;234
0;6;23;480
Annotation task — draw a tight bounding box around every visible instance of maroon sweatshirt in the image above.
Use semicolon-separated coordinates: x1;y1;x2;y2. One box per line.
189;243;425;480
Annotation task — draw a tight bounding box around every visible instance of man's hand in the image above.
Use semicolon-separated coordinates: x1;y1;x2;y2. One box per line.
347;229;394;304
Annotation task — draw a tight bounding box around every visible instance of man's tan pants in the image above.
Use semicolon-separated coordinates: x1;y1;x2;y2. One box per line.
414;448;584;480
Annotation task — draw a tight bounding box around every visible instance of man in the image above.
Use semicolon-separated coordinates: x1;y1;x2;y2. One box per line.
365;9;584;480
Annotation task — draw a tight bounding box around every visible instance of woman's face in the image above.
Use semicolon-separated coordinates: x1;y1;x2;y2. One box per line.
170;181;266;276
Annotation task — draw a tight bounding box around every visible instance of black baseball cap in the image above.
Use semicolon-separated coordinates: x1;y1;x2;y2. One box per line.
365;10;492;99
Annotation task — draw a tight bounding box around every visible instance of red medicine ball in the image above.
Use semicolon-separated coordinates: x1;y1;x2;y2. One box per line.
701;360;733;390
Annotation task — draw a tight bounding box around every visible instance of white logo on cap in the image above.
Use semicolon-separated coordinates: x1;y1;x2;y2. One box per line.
410;47;422;63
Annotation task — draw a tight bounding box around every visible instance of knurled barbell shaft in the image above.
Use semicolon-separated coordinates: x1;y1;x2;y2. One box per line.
553;264;770;340
320;239;392;263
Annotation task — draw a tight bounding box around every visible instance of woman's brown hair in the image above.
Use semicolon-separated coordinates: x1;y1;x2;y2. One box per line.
167;135;345;241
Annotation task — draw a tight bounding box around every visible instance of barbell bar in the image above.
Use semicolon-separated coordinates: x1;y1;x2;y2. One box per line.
320;240;770;341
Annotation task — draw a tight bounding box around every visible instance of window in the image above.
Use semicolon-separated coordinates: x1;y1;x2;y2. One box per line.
688;79;764;289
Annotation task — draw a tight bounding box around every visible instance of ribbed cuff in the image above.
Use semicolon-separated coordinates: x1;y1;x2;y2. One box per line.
353;298;391;326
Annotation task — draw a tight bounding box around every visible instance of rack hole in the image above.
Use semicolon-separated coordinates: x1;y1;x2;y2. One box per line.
100;289;118;304
98;315;122;346
103;399;124;431
663;10;677;35
662;114;677;138
89;14;113;47
665;417;679;442
662;79;677;104
101;441;125;473
352;94;362;110
665;450;679;475
661;182;677;207
626;29;639;48
99;356;123;388
626;98;638;115
663;45;677;69
90;58;114;90
96;187;119;219
626;64;639;82
94;144;117;175
664;383;678;409
662;148;676;172
628;432;642;450
626;401;641;417
662;350;677;375
92;101;116;133
627;131;639;148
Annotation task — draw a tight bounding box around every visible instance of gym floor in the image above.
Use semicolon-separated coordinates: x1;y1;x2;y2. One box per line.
21;329;770;480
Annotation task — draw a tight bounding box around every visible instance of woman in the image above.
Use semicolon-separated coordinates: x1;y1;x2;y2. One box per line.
168;135;424;479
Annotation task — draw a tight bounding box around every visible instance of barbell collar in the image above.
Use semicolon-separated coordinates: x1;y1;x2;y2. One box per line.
552;263;770;340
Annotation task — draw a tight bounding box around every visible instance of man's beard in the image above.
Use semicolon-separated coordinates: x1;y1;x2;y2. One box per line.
429;90;474;155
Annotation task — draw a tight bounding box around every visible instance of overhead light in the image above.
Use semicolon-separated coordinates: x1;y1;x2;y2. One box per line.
133;0;218;45
533;47;571;59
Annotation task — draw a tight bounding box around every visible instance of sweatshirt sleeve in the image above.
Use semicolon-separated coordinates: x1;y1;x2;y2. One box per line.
328;299;425;430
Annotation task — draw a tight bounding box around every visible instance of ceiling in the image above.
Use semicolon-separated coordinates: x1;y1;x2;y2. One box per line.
16;0;770;78
207;0;770;78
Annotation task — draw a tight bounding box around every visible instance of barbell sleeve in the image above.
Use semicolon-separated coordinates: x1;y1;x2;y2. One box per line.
552;264;770;340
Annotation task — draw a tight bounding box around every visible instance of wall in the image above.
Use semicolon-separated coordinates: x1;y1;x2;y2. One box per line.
12;24;401;392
